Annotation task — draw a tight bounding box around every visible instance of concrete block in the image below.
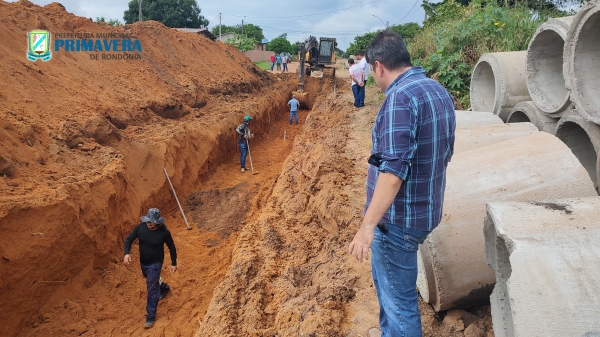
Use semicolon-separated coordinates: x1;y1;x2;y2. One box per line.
526;16;574;116
417;132;597;311
470;52;531;121
507;101;558;134
485;198;600;337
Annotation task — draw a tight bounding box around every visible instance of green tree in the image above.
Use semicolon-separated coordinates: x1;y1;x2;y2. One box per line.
211;24;264;43
345;22;422;56
123;0;209;28
225;33;258;52
267;37;292;54
96;17;122;26
290;41;301;55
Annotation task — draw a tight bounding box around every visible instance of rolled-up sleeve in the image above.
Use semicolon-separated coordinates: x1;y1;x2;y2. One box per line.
375;92;417;181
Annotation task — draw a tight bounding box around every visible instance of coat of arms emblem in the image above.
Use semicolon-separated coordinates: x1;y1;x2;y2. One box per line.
28;30;52;61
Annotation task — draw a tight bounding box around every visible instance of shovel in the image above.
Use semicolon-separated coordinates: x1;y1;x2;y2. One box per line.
246;139;258;175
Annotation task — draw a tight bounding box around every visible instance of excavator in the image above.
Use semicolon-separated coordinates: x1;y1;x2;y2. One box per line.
297;36;336;91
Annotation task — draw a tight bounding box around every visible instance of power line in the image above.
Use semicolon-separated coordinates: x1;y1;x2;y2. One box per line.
207;13;220;29
222;0;382;19
395;0;420;25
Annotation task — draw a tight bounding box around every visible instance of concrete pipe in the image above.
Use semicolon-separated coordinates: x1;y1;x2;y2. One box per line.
417;132;597;311
564;1;600;124
526;16;574;117
484;198;600;337
556;113;600;191
507;101;558;134
470;52;531;121
454;123;538;153
455;110;503;128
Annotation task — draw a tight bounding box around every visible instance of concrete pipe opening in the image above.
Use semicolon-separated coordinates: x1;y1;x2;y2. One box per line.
470;62;496;113
565;5;600;124
507;101;558;134
526;17;573;115
470;52;530;121
556;119;598;189
507;111;530;123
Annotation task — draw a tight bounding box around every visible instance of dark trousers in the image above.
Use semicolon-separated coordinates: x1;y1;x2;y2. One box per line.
352;85;365;107
141;262;170;319
239;141;248;168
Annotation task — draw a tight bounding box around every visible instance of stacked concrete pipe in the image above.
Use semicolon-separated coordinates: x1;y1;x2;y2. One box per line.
526;16;574;117
417;132;597;311
555;113;600;191
564;1;600;125
470;52;531;121
455;110;503;127
507;101;558;134
454;123;537;153
484;198;600;337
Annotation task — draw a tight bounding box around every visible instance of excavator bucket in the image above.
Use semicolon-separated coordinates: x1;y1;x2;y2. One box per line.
322;67;336;78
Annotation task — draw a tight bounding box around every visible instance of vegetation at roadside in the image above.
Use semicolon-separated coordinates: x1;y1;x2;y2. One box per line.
96;17;121;26
345;0;574;108
211;23;265;43
226;33;258;52
254;61;271;70
123;0;208;27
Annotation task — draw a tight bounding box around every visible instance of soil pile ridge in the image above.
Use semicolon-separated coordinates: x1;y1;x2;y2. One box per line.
0;1;296;335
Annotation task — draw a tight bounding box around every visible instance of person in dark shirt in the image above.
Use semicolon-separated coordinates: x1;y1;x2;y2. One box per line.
124;208;177;328
235;115;254;173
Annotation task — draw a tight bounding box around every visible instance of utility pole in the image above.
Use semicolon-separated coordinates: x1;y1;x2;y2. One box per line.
219;12;222;41
138;0;142;22
242;16;246;35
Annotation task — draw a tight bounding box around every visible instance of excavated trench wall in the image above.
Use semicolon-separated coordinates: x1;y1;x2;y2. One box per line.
0;2;336;334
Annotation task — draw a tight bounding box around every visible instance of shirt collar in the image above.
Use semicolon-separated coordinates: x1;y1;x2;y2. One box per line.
384;66;426;96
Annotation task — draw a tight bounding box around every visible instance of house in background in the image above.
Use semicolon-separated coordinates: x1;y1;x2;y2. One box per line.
254;38;268;51
175;28;217;42
216;32;235;42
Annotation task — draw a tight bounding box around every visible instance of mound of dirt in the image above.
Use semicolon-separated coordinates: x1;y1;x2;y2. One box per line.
0;1;299;335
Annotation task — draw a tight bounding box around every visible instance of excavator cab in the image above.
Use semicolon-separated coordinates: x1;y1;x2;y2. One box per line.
299;36;337;78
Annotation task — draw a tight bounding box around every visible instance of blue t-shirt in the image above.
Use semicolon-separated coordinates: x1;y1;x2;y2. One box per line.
288;98;300;112
276;55;282;63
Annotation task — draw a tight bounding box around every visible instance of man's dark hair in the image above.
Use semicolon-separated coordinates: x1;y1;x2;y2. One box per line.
356;50;364;56
348;58;355;64
366;29;412;71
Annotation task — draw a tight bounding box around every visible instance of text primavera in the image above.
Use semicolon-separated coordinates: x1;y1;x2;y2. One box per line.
54;39;142;52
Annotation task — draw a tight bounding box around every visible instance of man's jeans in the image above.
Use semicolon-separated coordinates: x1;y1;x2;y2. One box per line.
352;84;365;107
371;224;431;337
239;141;248;168
141;262;170;319
283;63;288;72
290;111;298;124
270;62;275;71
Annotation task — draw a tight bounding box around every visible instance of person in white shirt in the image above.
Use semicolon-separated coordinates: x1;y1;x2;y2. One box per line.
356;51;369;107
348;58;365;108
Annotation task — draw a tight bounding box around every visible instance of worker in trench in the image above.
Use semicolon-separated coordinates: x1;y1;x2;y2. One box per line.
348;29;455;337
236;115;254;173
124;208;178;328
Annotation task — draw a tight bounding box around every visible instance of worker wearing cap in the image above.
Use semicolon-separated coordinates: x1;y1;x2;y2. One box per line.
236;115;254;173
124;208;177;328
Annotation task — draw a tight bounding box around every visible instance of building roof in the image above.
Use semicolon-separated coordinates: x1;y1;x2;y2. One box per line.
175;28;217;42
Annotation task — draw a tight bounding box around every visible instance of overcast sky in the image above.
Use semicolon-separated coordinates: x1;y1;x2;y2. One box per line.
7;0;427;51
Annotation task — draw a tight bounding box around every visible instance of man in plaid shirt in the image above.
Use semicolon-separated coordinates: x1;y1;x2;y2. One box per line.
349;29;456;337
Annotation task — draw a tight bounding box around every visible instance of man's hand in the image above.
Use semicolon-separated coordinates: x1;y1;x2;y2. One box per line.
250;133;254;139
348;224;375;263
170;265;177;273
124;254;132;265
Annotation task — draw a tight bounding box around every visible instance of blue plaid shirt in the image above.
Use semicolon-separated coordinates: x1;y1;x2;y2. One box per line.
365;67;456;231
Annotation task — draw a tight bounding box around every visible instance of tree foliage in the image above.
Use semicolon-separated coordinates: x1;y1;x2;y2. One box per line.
211;24;264;43
96;17;122;26
345;22;422;56
290;41;301;55
123;0;209;28
225;33;258;52
267;37;292;54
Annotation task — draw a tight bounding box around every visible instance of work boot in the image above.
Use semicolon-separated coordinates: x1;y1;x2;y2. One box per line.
159;288;170;301
144;317;155;328
241;168;245;173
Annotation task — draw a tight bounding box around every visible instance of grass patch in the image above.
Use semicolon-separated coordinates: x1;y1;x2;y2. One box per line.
254;61;271;70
